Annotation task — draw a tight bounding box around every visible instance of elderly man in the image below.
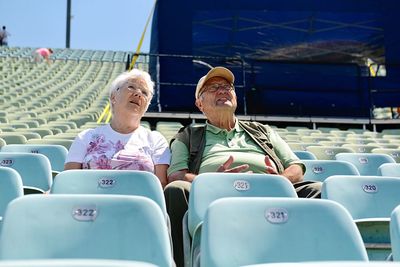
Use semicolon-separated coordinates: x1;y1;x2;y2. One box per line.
165;66;321;267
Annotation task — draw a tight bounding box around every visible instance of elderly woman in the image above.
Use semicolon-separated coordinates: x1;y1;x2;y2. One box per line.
64;69;170;187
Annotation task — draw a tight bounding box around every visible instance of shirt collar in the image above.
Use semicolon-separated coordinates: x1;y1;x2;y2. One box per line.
205;118;243;134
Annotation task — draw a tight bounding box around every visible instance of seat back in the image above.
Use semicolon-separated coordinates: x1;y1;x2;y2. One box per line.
201;198;368;267
0;195;172;267
390;205;400;261
293;150;317;160
322;175;400;220
378;163;400;177
322;175;400;261
335;153;396;175
0;152;52;192
0;259;158;267
27;139;73;150
303;160;360;182
0;138;6;148
1;144;68;172
372;148;400;163
0;134;27;145
51;170;166;214
306;146;355;160
188;173;297;237
0;167;23;218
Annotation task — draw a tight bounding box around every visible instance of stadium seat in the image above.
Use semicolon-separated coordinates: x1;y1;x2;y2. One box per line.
0;138;5;148
0;152;52;193
287;142;320;151
322;175;400;260
343;144;381;153
0;195;173;266
293;150;317;160
335;153;396;176
15;128;53;138
330;130;355;137
50;170;167;219
200;198;368;267
185;173;298;267
10;131;42;140
0;167;23;220
382;129;400;136
346;137;375;145
43;133;78;140
1;144;68;172
302;160;360;182
241;261;400;267
0;259;158;267
378;163;400;177
0;134;27;144
318;141;348;147
391;205;400;261
306;146;355;160
27;138;73;150
301;136;332;143
372;148;400;163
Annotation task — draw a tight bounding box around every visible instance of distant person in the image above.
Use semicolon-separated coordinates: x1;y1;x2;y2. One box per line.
0;26;10;46
64;68;170;187
34;48;53;65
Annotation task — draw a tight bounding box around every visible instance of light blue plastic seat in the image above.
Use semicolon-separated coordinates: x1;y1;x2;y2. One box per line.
391;205;400;261
293;150;317;160
0;138;5;148
0;167;24;220
0;259;157;267
242;261;400;267
51;170;167;218
0;134;27;145
200;198;368;267
186;173;298;267
322;175;400;260
0;195;173;267
306;146;355;160
302;160;360;182
335;153;396;176
372;148;400;163
0;152;52;193
27;138;73;150
378;163;400;177
1;144;68;172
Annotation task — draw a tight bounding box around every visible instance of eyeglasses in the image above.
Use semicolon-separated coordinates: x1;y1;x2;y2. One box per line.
202;83;234;94
117;85;152;99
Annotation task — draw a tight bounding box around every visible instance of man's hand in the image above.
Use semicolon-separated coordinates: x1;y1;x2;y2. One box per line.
281;164;304;183
264;156;303;183
264;156;278;174
217;155;249;173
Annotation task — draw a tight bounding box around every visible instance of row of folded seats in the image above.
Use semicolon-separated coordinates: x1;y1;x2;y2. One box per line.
1;143;398;195
2;170;400;266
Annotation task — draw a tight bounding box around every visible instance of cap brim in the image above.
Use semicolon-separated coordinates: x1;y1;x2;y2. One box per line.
196;67;235;98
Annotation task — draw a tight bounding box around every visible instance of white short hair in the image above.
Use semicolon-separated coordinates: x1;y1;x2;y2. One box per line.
109;69;154;99
109;69;154;111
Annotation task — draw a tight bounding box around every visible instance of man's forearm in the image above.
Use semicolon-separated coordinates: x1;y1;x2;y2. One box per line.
168;170;196;183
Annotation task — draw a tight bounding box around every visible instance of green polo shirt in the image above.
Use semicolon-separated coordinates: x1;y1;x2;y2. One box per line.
168;120;303;176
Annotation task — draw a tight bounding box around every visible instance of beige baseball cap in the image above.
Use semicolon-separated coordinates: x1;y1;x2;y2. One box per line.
195;67;235;99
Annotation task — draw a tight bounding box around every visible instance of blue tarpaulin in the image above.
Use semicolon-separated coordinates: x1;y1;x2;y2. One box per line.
150;0;400;117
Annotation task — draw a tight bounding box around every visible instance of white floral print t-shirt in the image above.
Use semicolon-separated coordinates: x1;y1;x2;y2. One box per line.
65;125;170;172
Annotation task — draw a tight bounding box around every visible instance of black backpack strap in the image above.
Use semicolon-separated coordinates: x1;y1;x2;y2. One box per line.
170;125;206;174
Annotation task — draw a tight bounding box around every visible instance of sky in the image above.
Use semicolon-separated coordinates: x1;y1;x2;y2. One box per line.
0;0;155;52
